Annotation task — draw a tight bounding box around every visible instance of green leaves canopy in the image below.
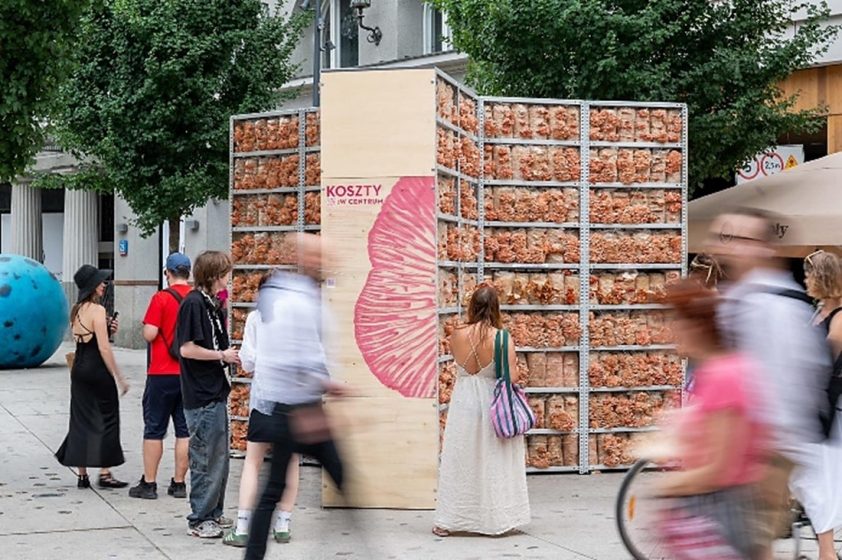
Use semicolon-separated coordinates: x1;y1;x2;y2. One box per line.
47;0;309;235
432;0;837;193
0;0;88;182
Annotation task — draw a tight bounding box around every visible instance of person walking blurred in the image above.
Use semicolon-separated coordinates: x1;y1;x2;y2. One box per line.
129;253;192;500
223;273;300;548
56;265;130;489
656;280;769;559
244;234;350;560
707;209;832;556
433;284;531;537
176;251;239;539
789;250;842;560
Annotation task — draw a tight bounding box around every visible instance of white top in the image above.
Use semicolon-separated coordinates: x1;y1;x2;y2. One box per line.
239;272;330;414
718;268;830;455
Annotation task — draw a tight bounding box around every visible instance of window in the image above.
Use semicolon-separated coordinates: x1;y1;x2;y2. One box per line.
335;0;359;68
423;5;450;54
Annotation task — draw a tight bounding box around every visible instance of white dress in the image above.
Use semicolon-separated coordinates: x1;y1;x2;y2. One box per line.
789;416;842;533
434;357;531;535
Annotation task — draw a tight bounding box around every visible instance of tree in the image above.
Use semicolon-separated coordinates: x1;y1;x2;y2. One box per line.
431;0;837;192
44;0;309;237
0;0;89;182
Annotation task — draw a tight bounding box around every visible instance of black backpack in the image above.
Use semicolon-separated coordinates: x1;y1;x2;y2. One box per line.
765;287;841;438
161;288;184;361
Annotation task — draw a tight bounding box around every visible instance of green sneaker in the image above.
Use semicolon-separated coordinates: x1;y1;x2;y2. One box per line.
273;527;291;544
222;530;248;548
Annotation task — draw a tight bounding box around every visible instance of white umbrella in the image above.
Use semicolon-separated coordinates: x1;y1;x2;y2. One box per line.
688;151;842;252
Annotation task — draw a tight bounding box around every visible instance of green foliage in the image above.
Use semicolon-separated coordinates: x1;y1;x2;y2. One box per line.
46;0;309;235
0;0;89;182
432;0;837;192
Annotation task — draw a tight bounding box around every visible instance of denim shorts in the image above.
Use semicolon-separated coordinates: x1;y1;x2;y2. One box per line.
142;375;189;439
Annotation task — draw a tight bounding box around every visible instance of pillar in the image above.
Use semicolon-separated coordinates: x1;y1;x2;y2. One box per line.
62;189;99;299
10;183;42;261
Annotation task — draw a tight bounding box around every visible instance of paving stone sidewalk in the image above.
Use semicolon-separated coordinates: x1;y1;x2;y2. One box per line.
0;343;638;559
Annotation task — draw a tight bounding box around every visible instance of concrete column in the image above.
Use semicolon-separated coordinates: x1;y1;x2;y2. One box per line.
10;183;42;261
62;189;99;299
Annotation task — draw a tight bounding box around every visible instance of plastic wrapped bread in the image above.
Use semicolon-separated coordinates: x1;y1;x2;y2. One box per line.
562;435;579;466
437;128;457;169
526;353;548;386
527;436;550;469
229;383;251;418
545;353;565;386
548;395;576;432
529;105;550;139
493;146;514;179
439;362;456;404
589;148;618;183
438;176;456;215
666;110;682;143
459;180;478;220
459;97;478;134
436;79;456;123
548;436;564;466
618;108;635;142
528;396;547;429
513;104;531;138
650;110;668;143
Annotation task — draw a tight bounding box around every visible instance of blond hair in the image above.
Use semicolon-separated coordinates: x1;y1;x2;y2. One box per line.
193;251;232;293
805;251;842;300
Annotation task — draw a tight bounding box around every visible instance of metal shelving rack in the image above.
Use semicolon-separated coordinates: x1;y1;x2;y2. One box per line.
227;107;321;457
441;76;688;474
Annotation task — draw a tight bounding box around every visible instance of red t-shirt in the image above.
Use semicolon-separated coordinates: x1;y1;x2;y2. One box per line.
143;284;193;375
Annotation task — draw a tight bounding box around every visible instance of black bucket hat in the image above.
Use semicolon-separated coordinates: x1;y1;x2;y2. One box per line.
74;264;112;303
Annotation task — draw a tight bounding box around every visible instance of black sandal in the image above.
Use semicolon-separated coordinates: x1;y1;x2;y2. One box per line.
77;474;90;489
98;472;128;489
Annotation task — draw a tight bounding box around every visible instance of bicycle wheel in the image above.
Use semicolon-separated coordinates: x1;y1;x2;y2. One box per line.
615;458;676;560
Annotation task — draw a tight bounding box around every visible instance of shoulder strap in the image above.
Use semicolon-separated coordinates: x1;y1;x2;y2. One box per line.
494;329;511;383
163;287;184;303
772;288;814;306
826;307;842;324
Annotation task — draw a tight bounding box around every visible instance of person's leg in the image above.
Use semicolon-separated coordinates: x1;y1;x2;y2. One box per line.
245;433;295;560
817;530;837;560
183;403;219;535
131;377;166;497
169;380;189;495
206;400;230;522
143;440;164;482
273;455;300;542
310;439;344;492
226;441;269;541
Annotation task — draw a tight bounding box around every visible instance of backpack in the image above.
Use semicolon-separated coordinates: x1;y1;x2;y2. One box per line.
161;288;184;361
762;287;840;438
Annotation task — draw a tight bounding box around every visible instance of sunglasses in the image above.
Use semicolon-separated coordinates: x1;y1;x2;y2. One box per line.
804;249;823;274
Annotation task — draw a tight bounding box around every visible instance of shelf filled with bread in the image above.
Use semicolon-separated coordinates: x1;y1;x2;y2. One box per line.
227;107;321;456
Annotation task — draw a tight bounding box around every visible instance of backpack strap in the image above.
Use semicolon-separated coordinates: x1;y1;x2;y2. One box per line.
163;287;184;304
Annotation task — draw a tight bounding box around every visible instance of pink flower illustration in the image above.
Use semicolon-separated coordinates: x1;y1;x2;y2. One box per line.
354;176;438;398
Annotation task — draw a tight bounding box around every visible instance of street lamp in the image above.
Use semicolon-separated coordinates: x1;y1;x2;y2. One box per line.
350;0;382;46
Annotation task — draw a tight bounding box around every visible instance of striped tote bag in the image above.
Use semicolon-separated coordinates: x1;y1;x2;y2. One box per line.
490;329;535;438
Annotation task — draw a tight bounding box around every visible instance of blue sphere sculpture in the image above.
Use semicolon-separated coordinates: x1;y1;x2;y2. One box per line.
0;254;68;369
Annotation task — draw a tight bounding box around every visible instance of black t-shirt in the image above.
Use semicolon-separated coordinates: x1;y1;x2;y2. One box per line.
176;289;230;410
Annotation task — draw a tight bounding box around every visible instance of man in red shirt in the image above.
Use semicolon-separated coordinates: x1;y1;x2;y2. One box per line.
129;253;193;500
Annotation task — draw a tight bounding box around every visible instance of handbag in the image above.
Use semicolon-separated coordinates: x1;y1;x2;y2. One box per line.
489;329;535;438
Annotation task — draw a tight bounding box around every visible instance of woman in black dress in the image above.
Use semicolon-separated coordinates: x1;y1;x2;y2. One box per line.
56;265;131;489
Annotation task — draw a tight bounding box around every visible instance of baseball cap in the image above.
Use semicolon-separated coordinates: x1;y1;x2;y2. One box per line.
165;252;191;272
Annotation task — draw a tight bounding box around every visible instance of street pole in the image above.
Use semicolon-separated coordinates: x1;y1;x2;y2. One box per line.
313;0;322;107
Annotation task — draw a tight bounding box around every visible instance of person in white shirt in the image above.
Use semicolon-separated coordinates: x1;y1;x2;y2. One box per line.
707;208;831;559
244;234;350;560
222;272;300;548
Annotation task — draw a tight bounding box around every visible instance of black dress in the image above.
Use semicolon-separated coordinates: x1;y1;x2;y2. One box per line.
55;324;125;468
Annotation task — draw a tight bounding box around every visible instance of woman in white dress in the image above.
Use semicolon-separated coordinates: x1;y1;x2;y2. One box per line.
790;251;842;560
433;285;531;537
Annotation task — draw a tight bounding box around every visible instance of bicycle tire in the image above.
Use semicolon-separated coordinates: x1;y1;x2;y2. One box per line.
616;458;654;560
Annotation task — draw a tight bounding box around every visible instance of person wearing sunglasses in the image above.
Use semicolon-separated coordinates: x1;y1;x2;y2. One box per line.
706;208;831;558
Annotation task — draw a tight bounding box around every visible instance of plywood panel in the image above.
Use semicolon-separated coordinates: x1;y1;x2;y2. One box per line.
321;70;437;178
320;175;438;508
828;114;842;153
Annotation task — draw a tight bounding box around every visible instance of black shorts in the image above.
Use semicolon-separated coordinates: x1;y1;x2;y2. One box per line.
142;375;189;440
247;408;275;443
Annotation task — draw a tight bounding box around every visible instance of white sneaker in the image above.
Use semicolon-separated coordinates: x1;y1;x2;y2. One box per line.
188;520;223;538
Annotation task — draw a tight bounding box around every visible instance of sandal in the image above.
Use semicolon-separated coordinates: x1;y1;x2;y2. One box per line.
432;527;450;537
77;474;90;489
98;472;129;489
